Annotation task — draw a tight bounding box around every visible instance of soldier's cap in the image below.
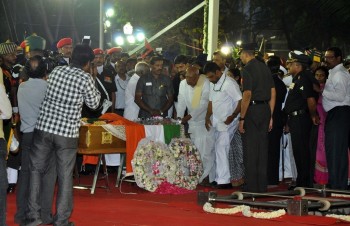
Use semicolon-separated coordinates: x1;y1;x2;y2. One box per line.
107;47;123;55
57;38;72;49
305;48;322;63
0;40;17;55
288;50;310;64
238;43;258;54
93;48;104;56
25;34;46;52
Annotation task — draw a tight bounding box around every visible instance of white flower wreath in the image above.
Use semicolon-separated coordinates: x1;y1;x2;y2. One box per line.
169;138;203;190
131;138;177;192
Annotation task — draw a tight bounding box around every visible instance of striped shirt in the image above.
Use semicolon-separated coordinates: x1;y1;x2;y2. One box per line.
36;65;100;138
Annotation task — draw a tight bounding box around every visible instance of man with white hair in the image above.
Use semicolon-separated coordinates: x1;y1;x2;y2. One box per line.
177;66;215;184
124;62;150;121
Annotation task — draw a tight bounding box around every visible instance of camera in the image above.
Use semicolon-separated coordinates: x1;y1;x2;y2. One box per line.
82;36;91;46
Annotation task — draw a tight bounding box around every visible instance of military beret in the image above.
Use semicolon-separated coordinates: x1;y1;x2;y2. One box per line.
107;47;123;55
0;40;17;55
93;48;104;55
57;38;72;49
25;34;46;51
288;50;310;64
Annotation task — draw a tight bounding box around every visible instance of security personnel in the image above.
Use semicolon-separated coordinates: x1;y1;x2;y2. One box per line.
56;37;73;65
239;43;276;193
283;51;319;188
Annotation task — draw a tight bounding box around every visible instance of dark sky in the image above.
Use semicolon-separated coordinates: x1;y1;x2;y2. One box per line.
1;0;115;49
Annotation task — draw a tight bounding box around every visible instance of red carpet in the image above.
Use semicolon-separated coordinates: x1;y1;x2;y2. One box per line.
5;174;350;226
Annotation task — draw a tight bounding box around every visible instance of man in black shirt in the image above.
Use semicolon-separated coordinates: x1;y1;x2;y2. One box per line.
239;43;276;192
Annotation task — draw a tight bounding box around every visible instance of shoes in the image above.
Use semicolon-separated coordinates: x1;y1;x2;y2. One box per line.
7;183;16;193
231;179;244;187
212;183;233;189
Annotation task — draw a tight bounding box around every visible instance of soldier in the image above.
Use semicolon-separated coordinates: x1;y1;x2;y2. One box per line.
0;40;20;193
56;37;73;65
105;47;123;76
239;43;276;192
283;51;319;188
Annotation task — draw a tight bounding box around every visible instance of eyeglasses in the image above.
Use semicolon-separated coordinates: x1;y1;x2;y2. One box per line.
324;55;335;59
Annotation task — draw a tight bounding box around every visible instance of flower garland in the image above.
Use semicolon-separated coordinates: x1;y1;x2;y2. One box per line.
131;139;177;192
203;202;286;219
169;138;203;190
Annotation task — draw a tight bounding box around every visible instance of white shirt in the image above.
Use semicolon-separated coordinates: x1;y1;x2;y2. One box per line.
322;64;350;112
209;73;242;131
115;74;129;109
177;76;210;133
0;84;12;120
123;73;140;120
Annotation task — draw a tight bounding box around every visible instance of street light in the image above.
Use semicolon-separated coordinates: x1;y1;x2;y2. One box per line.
106;8;114;17
136;32;145;42
123;22;133;35
105;20;111;28
115;36;124;46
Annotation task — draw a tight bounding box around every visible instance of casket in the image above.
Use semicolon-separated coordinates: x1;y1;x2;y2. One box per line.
78;125;126;154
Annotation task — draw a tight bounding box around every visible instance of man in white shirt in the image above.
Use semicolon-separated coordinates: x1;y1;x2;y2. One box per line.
323;47;350;190
177;66;215;183
124;62;150;121
204;62;242;189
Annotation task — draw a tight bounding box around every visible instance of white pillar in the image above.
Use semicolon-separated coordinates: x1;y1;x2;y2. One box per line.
99;0;104;49
207;0;219;61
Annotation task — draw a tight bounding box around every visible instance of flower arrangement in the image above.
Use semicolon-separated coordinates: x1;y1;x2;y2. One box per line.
169;138;203;190
131;138;177;192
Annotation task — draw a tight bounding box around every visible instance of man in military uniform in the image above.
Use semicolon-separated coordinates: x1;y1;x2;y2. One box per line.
239;43;276;193
283;51;319;188
0;40;20;194
56;37;73;65
82;48;117;118
105;47;123;77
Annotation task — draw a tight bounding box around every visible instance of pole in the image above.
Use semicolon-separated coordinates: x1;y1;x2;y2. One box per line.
206;0;219;61
128;1;205;55
99;0;104;49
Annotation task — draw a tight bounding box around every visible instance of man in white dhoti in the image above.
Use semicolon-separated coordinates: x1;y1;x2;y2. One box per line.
177;66;215;184
204;62;242;189
124;62;150;121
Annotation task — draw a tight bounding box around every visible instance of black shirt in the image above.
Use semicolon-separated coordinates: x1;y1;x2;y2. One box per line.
241;58;275;101
283;70;315;114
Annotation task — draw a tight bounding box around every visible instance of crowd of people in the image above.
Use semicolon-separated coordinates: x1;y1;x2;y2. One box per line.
1;33;350;225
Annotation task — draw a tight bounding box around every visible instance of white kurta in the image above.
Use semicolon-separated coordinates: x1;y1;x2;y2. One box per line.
177;77;215;182
209;73;242;184
124;73;140;120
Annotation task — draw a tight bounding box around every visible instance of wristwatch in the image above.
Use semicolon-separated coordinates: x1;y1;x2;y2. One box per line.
239;117;245;121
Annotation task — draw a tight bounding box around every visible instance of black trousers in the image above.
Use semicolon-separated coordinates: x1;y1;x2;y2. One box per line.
325;106;350;189
288;113;312;187
267;126;283;185
242;104;270;192
0;138;7;225
27;129;78;226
